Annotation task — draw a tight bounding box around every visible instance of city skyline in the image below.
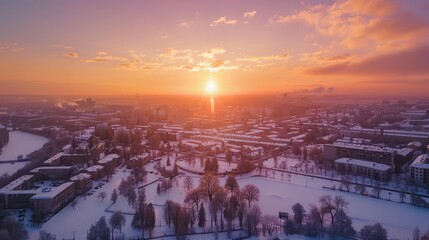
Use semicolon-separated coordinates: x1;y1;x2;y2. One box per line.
1;0;429;96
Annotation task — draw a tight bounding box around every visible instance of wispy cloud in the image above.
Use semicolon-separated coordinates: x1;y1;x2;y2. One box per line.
81;55;127;63
52;44;74;50
304;45;429;76
243;11;257;18
180;21;193;29
269;0;429;49
64;52;78;58
161;35;169;39
0;42;26;52
199;48;226;59
180;59;238;72
237;53;290;63
210;17;238;26
300;50;352;64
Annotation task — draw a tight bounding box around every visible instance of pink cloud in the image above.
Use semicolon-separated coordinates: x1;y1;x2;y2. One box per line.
210;17;238;26
64;52;78;58
304;45;429;76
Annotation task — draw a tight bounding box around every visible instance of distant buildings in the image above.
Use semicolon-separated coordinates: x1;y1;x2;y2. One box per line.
241;145;263;160
341;127;429;145
334;158;392;181
410;154;429;186
322;141;413;172
127;153;150;169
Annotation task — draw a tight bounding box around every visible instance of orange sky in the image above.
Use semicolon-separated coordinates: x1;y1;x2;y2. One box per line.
1;0;429;96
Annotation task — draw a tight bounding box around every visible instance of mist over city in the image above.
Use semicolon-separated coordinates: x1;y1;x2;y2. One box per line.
1;1;429;240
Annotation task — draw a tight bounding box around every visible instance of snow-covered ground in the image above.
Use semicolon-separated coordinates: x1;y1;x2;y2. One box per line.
0;131;48;176
177;156;237;174
21;156;429;240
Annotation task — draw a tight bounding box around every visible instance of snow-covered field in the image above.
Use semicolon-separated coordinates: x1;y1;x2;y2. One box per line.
177;156;237;174
21;157;429;240
0;131;48;176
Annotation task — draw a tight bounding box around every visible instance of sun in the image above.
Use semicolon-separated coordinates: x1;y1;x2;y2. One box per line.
205;79;217;94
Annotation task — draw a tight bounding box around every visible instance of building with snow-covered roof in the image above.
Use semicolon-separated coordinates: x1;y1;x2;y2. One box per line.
322;142;413;171
30;166;75;180
335;158;392;181
0;175;37;209
70;173;92;194
410;154;429;186
31;182;75;218
43;152;65;166
43;152;91;166
84;165;104;179
127;153;150;169
241;145;263;160
341;127;429;145
98;154;120;168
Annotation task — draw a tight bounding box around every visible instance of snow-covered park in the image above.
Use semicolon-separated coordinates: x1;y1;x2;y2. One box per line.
20;156;429;240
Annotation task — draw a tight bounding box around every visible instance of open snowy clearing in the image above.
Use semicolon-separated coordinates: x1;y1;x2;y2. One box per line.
21;159;429;240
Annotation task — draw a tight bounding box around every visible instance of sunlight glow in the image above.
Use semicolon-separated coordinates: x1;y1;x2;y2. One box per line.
205;79;217;94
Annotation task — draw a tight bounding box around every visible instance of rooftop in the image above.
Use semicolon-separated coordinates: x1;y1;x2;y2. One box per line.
98;154;120;164
410;154;429;169
30;182;74;200
70;173;92;181
0;175;34;193
335;158;391;171
86;165;104;172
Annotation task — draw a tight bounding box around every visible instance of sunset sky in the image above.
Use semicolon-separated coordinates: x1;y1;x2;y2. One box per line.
1;0;429;96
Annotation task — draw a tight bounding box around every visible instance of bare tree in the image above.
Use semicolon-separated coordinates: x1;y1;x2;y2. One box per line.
38;230;55;240
305;205;323;236
183;176;193;193
184;189;203;211
70;199;77;210
245;205;261;236
98;191;107;202
360;223;388;240
212;189;227;230
241;184;260;208
111;189;118;203
198;174;221;202
261;214;280;236
412;227;421;240
372;181;382;199
329;209;355;238
319;195;349;224
340;175;352;192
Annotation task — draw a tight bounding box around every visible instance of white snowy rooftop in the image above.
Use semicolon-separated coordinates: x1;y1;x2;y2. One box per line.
335;158;391;171
130;153;149;161
30;182;74;200
70;173;91;181
329;142;412;156
0;175;34;193
348;126;429;137
30;166;74;173
86;165;104;172
410;154;429;169
44;152;65;164
98;154;120;164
